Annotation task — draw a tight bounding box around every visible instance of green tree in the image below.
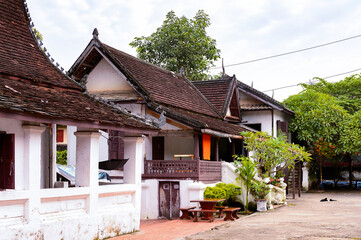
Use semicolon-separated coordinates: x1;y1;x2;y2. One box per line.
284;81;361;188
130;10;221;81
284;90;348;148
240;131;311;175
302;74;361;114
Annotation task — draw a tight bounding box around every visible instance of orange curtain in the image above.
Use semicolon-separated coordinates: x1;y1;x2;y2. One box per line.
202;134;211;160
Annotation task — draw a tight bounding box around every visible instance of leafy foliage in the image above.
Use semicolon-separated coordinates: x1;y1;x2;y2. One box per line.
215;183;241;205
250;181;270;199
130;10;221;81
239;131;311;175
302;75;361;114
203;186;226;205
56;150;67;165
234;156;257;211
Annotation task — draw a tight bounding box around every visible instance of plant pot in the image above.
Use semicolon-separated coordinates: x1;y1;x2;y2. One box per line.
256;199;267;212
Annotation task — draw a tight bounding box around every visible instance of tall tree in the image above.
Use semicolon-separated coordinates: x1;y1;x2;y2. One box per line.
130;10;221;81
284;78;361;188
302;74;361;114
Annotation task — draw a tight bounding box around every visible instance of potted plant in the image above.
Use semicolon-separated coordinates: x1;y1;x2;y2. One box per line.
234;156;257;213
251;181;270;211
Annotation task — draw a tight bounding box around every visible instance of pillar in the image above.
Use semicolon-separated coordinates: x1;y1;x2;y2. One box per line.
23;124;46;223
193;133;200;160
124;137;145;230
215;137;219;161
74;130;101;216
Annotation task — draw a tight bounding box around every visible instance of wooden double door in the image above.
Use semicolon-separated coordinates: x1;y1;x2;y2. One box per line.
0;134;15;189
159;181;180;219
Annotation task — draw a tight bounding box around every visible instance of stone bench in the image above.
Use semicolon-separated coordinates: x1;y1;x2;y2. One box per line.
223;207;240;221
214;206;228;218
179;206;196;219
188;209;219;222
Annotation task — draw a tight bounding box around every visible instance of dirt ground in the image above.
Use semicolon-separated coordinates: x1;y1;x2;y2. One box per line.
182;191;361;240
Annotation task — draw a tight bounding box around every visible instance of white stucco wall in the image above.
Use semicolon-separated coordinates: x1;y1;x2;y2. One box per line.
87;58;133;92
242;110;273;135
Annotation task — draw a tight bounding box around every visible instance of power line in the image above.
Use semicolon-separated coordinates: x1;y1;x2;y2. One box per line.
262;67;361;92
212;34;361;69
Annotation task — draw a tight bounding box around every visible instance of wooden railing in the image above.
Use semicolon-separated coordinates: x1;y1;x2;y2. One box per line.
143;160;222;182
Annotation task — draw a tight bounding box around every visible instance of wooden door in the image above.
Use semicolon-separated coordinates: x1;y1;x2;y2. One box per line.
108;130;124;160
0;134;15;189
159;181;180;219
152;136;164;160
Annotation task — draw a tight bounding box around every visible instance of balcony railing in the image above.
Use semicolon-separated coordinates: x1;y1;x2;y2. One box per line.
143;160;222;182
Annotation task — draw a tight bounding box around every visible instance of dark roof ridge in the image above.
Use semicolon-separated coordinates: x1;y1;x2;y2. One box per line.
22;0;85;91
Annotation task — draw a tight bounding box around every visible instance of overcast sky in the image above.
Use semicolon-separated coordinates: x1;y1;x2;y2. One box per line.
27;0;361;101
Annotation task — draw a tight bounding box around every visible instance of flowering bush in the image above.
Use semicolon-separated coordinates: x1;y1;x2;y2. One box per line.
314;138;336;159
268;177;281;187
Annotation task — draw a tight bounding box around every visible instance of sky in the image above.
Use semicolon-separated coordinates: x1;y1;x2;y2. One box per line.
27;0;361;101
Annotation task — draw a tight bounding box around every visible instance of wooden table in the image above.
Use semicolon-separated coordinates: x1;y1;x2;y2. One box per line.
174;154;194;160
190;199;225;221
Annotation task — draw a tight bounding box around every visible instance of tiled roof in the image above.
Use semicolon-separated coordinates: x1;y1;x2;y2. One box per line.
192;78;233;115
240;104;272;111
0;0;157;131
0;76;156;130
0;0;81;90
101;43;220;118
159;106;250;136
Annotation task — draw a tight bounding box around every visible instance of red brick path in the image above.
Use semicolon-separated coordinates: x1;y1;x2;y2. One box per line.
111;217;228;240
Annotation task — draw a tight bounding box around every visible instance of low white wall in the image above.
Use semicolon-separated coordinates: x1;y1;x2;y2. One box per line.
0;184;138;240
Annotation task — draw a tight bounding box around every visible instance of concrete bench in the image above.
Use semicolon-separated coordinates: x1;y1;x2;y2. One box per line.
188;209;218;222
180;206;196;220
223;207;240;221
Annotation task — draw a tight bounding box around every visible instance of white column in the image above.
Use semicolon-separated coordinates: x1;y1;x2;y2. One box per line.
302;166;309;191
124;137;144;229
74;130;101;216
23;124;46;223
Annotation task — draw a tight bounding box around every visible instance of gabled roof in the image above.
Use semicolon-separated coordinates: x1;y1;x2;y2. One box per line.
236;77;294;115
0;0;157;132
68;35;250;136
69;38;221;118
192;75;241;119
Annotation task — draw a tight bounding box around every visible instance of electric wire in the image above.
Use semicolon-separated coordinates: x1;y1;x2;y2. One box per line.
212;34;361;70
262;67;361;92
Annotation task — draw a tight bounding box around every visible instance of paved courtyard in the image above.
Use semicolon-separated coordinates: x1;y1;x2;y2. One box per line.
184;191;361;240
112;191;361;240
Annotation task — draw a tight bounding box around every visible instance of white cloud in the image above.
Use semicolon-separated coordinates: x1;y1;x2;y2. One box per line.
27;0;361;101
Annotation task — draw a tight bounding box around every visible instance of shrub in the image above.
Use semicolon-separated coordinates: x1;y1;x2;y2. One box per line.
56;150;67;165
204;183;241;206
250;181;270;199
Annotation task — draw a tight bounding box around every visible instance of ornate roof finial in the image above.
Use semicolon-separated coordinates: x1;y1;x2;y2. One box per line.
222;58;225;77
92;28;99;39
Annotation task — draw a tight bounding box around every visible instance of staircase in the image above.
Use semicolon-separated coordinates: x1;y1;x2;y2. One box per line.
284;161;303;198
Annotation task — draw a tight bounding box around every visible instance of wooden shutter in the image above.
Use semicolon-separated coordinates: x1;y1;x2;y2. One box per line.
0;134;15;189
277;120;289;139
108;130;124;160
152;136;164;160
56;129;64;143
